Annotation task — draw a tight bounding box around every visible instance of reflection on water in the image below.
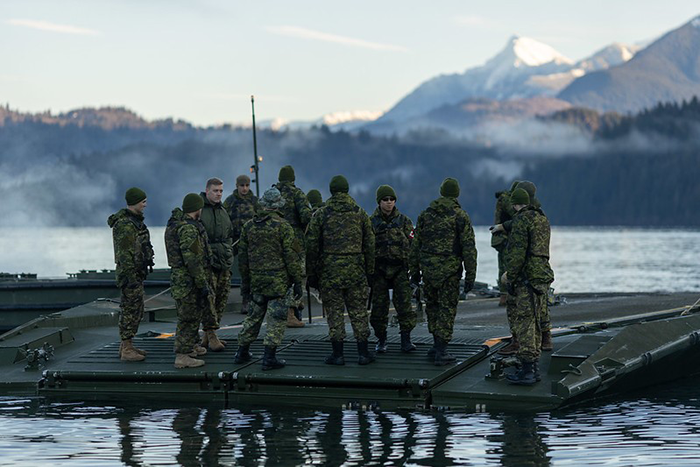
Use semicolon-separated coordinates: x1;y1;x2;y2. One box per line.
1;226;699;293
1;377;699;466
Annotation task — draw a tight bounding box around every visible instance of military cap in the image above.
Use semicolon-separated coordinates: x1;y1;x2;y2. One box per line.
260;187;286;209
307;189;323;207
510;188;530;206
278;165;295;182
516;181;537;202
125;187;147;206
509;180;521;192
329;175;349;194
236;174;251;186
376;185;397;204
182;193;204;213
440;178;460;198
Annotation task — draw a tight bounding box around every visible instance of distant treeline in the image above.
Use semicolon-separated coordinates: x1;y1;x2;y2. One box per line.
1;101;699;227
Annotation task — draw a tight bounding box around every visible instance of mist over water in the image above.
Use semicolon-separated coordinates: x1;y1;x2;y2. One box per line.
1;226;698;293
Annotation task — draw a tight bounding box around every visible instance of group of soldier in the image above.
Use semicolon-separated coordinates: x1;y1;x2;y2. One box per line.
108;165;553;385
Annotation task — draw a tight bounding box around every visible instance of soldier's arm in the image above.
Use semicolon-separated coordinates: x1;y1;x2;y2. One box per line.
459;212;477;286
281;223;304;284
179;224;208;289
115;222;140;283
408;215;422;275
295;190;313;229
403;216;415;246
305;211;322;272
505;218;528;280
362;213;375;276
494;196;504;224
238;225;251;295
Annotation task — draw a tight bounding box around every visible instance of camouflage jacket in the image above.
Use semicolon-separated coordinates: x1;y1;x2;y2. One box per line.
370;206;414;270
306;193;375;289
164;208;213;299
505;206;554;290
200;192;234;271
107;208;154;287
492;190;516;250
274;181;312;240
409;197;477;285
238;210;303;298
223;189;259;245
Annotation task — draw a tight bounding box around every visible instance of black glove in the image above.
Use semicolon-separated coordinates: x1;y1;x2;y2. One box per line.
293;282;303;300
307;275;319;290
410;272;421;288
463;281;474;294
198;284;211;300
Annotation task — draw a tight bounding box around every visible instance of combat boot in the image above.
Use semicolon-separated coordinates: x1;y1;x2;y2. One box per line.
498;336;519;356
507;361;537;386
234;344;254;364
286;308;305;328
262;346;286;371
189;344;207;357
400;330;416;353
205;330;225;352
174;353;205;369
433;337;456;366
357;340;376;365
375;331;388;353
498;294;507;307
325;340;345;366
120;339;146;362
541;331;553;351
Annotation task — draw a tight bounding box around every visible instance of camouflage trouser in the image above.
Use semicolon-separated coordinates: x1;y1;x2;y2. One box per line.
507;283;551;334
202;268;231;331
237;294;288;347
370;266;416;335
322;286;370;341
424;274;461;342
497;248;507;293
174;291;204;354
119;282;145;340
511;283;543;363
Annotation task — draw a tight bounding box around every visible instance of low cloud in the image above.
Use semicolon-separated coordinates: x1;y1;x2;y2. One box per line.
265;25;408;52
7;18;100;36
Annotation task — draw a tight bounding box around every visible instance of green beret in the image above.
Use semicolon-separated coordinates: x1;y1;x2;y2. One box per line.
440;178;460;198
329;175;349;194
278;165;295;182
510;188;530;206
182;193;204;213
125;187;147;206
516;181;537;201
307;189;323;207
376;185;397;204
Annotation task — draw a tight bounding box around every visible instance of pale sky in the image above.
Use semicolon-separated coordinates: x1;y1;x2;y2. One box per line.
1;0;698;126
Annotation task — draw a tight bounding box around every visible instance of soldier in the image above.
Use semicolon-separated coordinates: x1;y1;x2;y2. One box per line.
491;181;519;306
274;165;312;328
199;177;233;352
108;187;155;362
234;187;304;370
492;180;553;353
409;178;477;366
307;175;376;366
501;188;554;385
223;174;259;315
165;193;213;369
306;189;324;215
369;185;417;353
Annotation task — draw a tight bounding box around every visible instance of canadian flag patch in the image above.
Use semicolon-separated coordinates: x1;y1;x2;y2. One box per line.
409;229;415;239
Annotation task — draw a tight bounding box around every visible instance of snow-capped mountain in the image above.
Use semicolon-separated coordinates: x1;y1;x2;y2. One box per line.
258;110;383;131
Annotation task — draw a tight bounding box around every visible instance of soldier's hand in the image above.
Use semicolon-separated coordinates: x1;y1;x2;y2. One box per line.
410;272;421;288
307;275;319;290
490;224;505;234
501;272;508;285
293;282;303;300
198;284;211;300
464;280;474;294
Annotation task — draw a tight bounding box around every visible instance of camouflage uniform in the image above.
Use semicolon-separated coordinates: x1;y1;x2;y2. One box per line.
306;192;375;341
409;197;477;342
237;210;303;347
165;208;213;354
223;189;259;254
107;209;154;341
504;206;554;363
274;180;312;268
369;206;416;335
200;193;234;331
493;189;516;292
